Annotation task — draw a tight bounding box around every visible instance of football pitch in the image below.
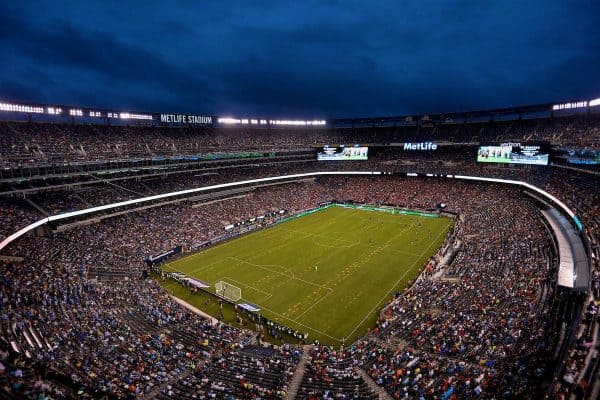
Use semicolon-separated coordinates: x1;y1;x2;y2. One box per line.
162;205;452;345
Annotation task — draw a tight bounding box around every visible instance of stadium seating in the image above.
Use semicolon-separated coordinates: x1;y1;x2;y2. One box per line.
0;113;599;399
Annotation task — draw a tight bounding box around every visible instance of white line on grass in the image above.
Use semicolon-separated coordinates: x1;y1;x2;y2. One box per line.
187;258;227;275
248;300;342;342
277;227;359;248
230;257;334;293
218;276;273;302
343;220;453;341
291;217;420;337
293;289;334;320
388;249;422;256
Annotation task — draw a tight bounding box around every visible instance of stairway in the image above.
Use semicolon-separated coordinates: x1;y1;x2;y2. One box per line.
285;345;311;400
24;197;50;217
147;368;192;399
356;368;394;400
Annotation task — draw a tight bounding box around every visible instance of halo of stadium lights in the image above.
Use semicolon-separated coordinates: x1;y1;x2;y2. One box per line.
218;117;326;126
270;119;326;126
552;101;587;110
46;107;62;115
0;97;597;125
0;102;44;113
218;117;243;124
118;112;153;120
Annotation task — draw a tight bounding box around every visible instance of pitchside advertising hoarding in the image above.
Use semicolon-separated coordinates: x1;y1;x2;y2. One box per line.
477;142;550;165
317;145;368;161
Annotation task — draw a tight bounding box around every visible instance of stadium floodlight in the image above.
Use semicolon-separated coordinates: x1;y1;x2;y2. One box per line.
552;101;587;111
589;98;600;107
269;119;326;126
46;107;62;115
215;281;242;302
218;117;242;124
0;102;44;114
119;112;153;120
219;117;325;126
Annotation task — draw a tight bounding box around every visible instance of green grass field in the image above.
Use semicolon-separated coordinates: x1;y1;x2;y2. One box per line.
161;205;452;345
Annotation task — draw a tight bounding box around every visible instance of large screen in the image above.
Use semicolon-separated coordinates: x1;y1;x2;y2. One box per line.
317;145;368;161
557;148;600;165
477;143;549;165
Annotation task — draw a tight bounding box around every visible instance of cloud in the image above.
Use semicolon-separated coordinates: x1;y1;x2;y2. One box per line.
0;1;598;117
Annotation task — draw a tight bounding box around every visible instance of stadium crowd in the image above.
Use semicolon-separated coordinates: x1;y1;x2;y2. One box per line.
1;173;587;399
1;112;599;167
0;114;598;399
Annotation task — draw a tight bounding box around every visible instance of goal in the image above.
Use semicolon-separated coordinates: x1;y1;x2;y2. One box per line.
215;281;242;302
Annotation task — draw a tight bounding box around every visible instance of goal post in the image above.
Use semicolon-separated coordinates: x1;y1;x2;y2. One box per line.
215;281;242;302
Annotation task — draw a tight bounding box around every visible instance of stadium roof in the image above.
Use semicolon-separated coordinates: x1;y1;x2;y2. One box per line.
0;97;598;128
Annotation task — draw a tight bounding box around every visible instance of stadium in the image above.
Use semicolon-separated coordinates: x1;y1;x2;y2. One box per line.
1;2;600;400
0;96;598;399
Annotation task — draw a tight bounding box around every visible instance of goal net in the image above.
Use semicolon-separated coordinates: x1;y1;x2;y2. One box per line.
215;281;242;302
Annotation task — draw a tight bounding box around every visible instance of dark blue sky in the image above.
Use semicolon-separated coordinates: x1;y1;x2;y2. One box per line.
0;1;599;118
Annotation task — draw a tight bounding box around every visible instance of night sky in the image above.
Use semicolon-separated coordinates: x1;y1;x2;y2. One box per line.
1;1;599;118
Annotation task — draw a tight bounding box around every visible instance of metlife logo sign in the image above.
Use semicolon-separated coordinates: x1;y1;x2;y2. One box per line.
403;142;438;150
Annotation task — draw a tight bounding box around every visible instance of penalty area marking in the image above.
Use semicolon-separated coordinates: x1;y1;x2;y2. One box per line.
217;276;273;302
229;256;334;293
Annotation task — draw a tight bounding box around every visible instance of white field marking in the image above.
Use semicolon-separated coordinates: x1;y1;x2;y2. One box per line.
246;299;342;342
293;288;334;321
277;226;359;249
289;216;422;332
171;206;352;273
234;225;310;264
163;260;218;277
168;220;294;266
346;214;425;254
160;263;177;272
388;249;422;257
230;256;297;277
278;207;361;245
310;236;358;249
277;226;357;244
294;218;420;332
186;258;229;275
354;243;421;257
229;256;334;293
168;207;349;282
343;219;453;341
314;218;424;332
218;276;273;302
297;207;359;231
179;228;298;278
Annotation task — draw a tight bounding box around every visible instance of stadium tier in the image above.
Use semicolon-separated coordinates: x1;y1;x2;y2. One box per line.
0;101;599;399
